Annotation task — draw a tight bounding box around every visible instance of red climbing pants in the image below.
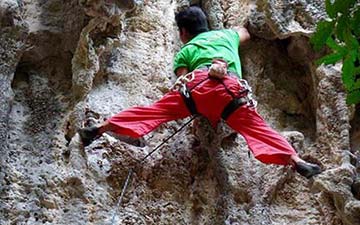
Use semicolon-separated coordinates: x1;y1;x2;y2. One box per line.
107;70;297;165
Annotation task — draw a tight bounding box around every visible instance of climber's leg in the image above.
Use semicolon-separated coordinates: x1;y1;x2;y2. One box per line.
225;106;321;178
225;106;296;165
79;91;191;146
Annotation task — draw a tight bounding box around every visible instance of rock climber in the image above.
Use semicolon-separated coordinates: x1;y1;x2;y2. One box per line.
79;6;322;179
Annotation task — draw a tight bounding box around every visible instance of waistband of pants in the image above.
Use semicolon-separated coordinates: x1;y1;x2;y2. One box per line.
196;66;240;78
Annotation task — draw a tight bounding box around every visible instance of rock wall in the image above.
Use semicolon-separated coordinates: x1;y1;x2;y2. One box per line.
1;0;359;224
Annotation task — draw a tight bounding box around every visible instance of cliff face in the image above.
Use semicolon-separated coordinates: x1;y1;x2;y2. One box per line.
1;0;359;224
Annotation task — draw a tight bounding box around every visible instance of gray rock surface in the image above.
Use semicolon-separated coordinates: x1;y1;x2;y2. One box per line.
1;0;360;224
0;2;28;223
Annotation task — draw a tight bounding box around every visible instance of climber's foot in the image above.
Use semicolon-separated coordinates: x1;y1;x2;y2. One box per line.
295;161;322;179
78;126;99;147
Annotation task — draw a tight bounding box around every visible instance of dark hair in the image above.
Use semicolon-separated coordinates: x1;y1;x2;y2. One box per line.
175;6;209;36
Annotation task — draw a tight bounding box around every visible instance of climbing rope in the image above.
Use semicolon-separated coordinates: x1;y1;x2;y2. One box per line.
110;115;197;224
110;168;133;224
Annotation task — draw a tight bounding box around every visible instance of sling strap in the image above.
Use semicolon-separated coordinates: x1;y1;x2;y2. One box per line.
218;78;256;120
181;86;198;115
221;96;250;120
179;71;210;115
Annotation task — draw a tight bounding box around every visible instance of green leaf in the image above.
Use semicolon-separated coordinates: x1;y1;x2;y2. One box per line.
342;54;355;89
311;20;335;51
316;52;344;65
353;79;360;89
336;15;348;41
334;0;356;14
325;0;336;18
346;88;360;104
344;29;359;50
349;49;358;61
351;7;360;36
355;66;360;75
317;0;359;105
326;38;348;55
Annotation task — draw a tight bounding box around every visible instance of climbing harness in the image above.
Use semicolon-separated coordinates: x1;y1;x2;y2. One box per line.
110;115;197;224
221;79;257;120
172;66;257;120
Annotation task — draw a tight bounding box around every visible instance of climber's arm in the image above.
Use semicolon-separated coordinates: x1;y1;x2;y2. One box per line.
175;67;189;77
234;27;251;45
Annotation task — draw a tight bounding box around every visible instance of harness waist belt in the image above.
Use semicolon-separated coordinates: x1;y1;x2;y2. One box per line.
221;96;249;120
198;67;240;78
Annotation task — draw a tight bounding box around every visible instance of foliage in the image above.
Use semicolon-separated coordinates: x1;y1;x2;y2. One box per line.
310;0;360;104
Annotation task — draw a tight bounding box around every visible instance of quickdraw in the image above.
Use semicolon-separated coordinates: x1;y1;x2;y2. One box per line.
171;71;199;115
237;79;257;108
170;71;195;92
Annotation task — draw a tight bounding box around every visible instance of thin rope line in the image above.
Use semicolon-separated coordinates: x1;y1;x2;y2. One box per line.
138;116;197;164
109;116;197;224
110;168;133;224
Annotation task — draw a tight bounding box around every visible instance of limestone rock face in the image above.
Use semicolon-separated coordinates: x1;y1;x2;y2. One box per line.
0;3;29;223
249;0;326;40
0;0;28;154
1;0;360;225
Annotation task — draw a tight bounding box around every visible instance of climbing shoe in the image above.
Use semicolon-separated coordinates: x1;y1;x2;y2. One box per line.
295;161;322;179
78;126;99;147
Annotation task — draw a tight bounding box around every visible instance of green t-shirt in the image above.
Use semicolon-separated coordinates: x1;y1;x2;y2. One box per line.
173;29;242;78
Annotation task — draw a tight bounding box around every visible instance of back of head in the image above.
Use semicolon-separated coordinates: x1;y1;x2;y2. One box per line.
175;6;209;36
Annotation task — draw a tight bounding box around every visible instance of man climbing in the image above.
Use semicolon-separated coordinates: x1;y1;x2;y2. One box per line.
79;6;322;179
